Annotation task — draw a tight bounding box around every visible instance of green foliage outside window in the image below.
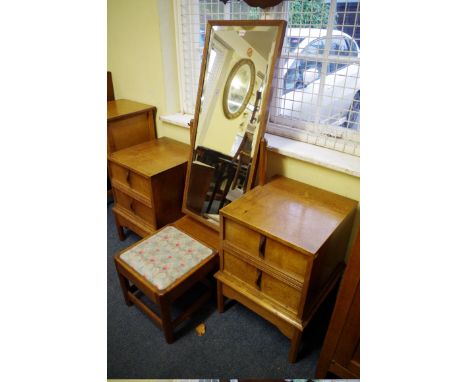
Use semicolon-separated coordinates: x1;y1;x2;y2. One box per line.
287;0;331;28
198;0;334;28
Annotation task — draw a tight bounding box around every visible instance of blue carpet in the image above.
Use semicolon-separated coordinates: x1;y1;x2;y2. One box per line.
107;202;337;378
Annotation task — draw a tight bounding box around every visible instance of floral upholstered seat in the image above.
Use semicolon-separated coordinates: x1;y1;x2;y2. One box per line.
120;226;213;290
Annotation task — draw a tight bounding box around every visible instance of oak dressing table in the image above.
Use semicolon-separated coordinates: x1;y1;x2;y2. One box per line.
114;20;287;343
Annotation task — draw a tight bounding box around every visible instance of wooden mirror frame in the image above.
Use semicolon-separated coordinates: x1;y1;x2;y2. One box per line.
182;19;287;231
222;58;256;119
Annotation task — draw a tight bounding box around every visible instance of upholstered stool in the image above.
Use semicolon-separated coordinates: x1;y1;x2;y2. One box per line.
114;225;217;343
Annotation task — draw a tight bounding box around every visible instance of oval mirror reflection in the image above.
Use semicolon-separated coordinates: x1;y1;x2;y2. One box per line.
223;59;255;119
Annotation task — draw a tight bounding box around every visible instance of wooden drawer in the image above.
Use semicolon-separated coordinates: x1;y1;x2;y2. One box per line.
224;219;308;280
112;205;156;238
224;219;262;255
260;272;302;314
264;238;309;279
113;189;155;228
108;162;152;205
223;250;259;288
223;250;302;315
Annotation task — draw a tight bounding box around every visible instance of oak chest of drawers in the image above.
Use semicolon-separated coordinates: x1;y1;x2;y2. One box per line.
215;176;358;363
108;137;191;239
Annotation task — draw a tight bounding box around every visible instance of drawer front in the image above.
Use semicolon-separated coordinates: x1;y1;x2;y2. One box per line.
260;272;302;314
113;189;155;227
224;219;262;256
264;238;309;279
224;219;308;281
223;250;302;314
223;250;260;288
113;206;156;238
109;162;152;202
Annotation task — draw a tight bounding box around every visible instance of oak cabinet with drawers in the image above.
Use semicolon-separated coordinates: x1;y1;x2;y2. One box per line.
215;176;358;363
108;138;191;239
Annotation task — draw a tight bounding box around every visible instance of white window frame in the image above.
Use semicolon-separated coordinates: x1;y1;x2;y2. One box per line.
174;0;202;115
173;0;359;157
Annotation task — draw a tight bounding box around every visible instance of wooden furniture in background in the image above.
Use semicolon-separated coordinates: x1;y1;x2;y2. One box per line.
115;216;219;343
107;71;115;102
108;138;190;240
107;99;157;154
215;176;358;363
107;72;116;199
315;230;360;379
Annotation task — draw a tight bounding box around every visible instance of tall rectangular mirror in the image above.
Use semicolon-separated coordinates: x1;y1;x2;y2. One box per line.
182;20;286;229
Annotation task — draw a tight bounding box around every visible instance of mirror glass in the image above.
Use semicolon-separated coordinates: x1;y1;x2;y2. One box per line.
185;22;283;227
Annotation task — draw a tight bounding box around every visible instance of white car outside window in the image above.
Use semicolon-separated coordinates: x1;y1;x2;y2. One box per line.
279;29;360;131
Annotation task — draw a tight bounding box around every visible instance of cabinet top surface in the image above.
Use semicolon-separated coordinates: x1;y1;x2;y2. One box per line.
220;176;358;254
107;99;156;120
108;137;190;177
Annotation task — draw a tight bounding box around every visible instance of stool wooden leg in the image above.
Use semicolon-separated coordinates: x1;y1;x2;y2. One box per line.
116;271;133;307
288;328;303;363
217;280;225;313
160;299;174;344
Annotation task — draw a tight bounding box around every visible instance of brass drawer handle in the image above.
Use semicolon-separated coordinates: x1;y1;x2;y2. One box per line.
129;200;135;212
258;236;266;258
255;269;262;289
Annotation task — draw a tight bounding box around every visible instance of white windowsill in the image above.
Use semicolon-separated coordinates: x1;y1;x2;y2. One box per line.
159;113;192;128
265;133;360;178
160;113;359;177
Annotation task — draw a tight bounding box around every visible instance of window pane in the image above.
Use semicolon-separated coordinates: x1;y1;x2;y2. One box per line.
178;0;360;156
270;0;360;154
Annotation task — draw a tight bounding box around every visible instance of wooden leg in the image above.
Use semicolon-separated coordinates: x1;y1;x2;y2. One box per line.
114;213;125;241
117;223;125;241
160;298;174;344
288;328;303;363
116;270;133;307
217;281;225;313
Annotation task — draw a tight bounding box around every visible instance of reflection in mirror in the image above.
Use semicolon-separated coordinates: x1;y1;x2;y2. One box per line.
186;22;284;226
223;58;255;119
